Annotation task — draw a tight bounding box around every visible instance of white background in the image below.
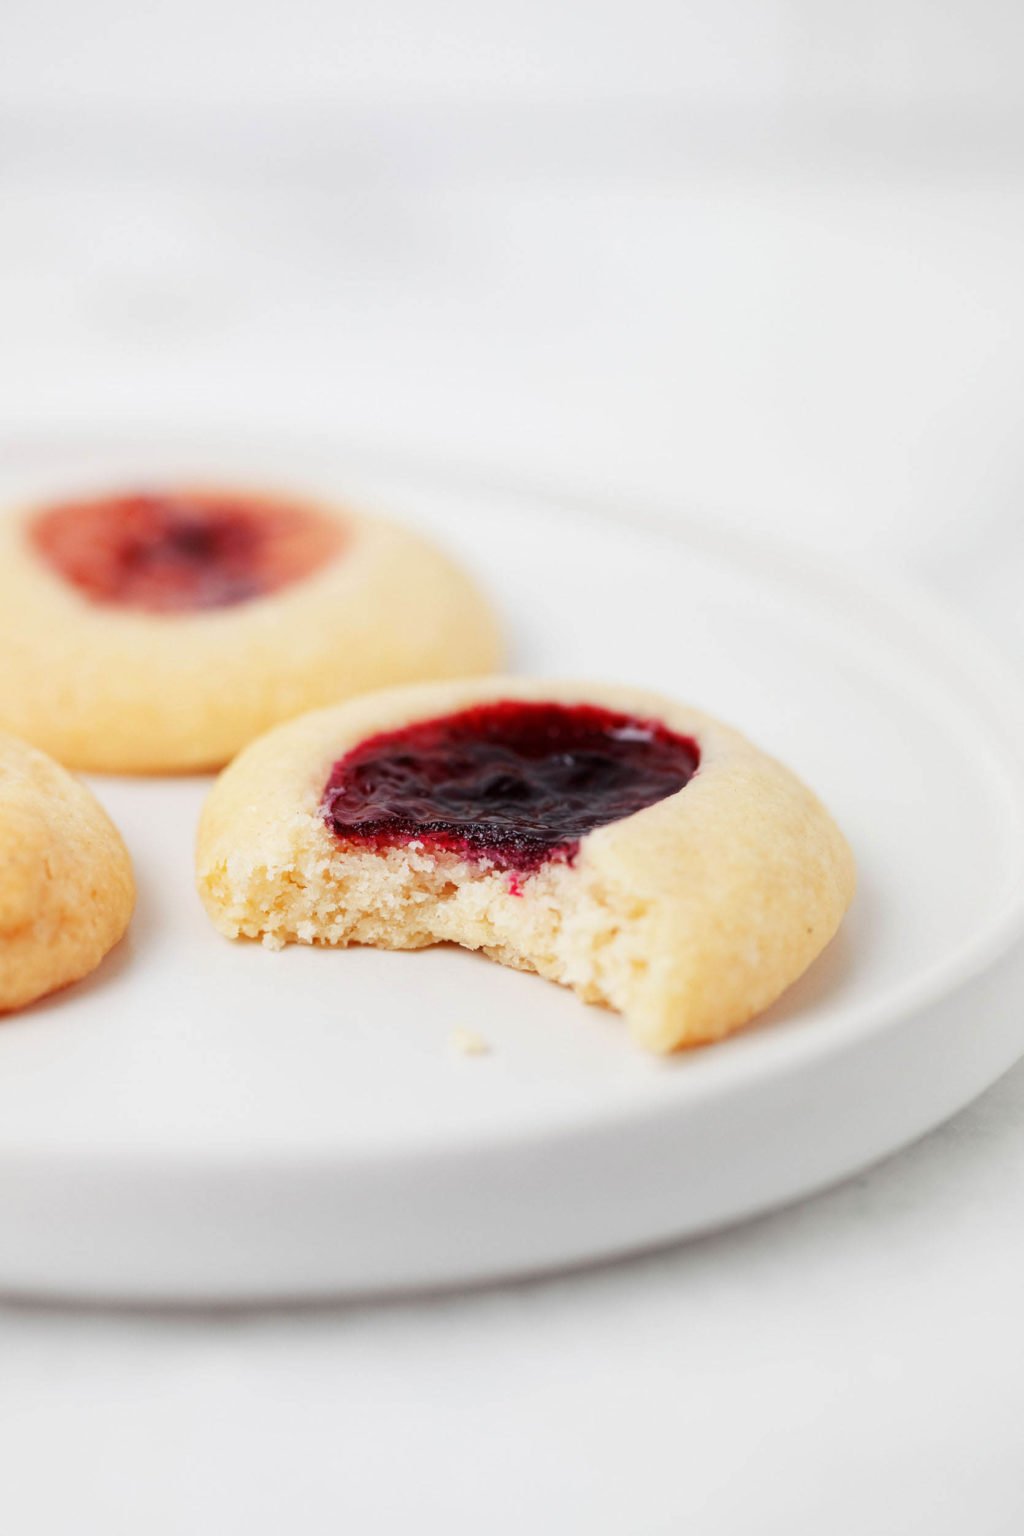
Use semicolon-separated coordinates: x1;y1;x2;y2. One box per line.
2;3;1024;1531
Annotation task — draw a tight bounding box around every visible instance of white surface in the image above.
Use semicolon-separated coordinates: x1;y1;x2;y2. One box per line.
2;56;1024;1532
8;446;1024;1299
3;0;1024;110
3;99;1024;576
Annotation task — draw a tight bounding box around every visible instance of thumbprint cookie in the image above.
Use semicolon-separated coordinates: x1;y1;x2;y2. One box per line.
0;734;134;1011
0;486;502;772
196;678;854;1052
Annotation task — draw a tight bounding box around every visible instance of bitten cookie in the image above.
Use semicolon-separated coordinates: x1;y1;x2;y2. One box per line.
0;486;502;772
0;734;135;1011
196;678;855;1052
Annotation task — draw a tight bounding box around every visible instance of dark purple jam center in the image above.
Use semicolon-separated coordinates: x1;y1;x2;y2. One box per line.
322;701;700;873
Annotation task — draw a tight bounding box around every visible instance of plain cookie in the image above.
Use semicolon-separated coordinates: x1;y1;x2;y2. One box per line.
0;734;135;1011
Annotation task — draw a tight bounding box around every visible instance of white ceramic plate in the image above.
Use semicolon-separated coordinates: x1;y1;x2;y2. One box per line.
2;431;1024;1302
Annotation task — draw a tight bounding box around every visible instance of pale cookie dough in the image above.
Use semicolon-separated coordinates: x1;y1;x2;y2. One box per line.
0;485;502;773
196;678;855;1052
0;734;135;1011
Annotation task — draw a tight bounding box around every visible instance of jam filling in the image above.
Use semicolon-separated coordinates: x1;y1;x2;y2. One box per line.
29;489;344;613
322;701;700;873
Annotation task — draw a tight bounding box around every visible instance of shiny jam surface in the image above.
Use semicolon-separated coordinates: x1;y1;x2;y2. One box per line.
322;701;700;873
29;489;343;612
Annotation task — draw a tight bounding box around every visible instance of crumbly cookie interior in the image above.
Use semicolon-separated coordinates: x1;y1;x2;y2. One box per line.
201;831;655;1018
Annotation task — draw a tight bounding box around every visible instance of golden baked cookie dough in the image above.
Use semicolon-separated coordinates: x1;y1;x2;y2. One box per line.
196;678;855;1052
0;734;135;1012
0;486;502;773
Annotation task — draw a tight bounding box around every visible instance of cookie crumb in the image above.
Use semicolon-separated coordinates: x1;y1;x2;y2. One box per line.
450;1027;491;1057
261;932;286;952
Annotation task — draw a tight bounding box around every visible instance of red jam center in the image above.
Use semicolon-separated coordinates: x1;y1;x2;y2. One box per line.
29;489;343;613
322;701;700;873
